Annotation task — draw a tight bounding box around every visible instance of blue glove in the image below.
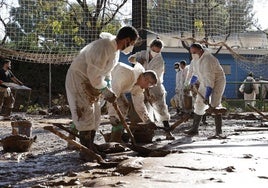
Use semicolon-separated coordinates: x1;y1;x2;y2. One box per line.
190;75;198;85
205;86;212;99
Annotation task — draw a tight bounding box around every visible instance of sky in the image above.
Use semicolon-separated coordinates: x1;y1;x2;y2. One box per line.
253;0;268;29
0;0;267;39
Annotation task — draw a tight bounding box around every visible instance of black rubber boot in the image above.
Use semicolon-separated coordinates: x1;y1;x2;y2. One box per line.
163;120;170;129
207;114;226;139
91;130;106;158
215;114;222;135
79;131;95;161
184;114;202;136
79;131;92;149
109;124;124;143
162;121;175;140
201;115;208;126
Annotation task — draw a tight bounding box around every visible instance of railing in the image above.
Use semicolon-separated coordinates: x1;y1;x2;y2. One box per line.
223;81;268;112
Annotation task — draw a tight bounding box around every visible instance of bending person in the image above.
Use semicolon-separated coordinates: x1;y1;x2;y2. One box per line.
107;62;158;142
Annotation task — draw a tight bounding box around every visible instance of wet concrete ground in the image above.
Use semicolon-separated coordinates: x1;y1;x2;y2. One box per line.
0;111;268;187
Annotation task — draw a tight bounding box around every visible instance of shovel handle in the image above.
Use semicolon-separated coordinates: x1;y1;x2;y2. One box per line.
53;123;79;138
191;86;227;115
247;103;268;120
169;113;191;131
112;102;136;145
191;86;210;106
43;126;104;163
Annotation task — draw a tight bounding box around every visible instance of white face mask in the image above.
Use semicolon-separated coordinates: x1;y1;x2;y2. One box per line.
122;45;134;55
150;50;159;58
175;68;179;72
192;54;200;61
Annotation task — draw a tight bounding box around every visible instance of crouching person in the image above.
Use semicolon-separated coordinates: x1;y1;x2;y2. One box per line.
107;62;158;143
0;59;23;118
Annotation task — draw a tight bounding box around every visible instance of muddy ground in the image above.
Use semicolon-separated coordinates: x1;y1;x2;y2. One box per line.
1;110;268;188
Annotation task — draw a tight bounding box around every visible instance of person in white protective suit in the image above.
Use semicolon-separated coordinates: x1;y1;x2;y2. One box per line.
184;43;226;137
128;38;175;140
239;72;259;107
177;60;189;114
170;62;181;112
185;61;208;125
65;26;139;160
107;62;158;142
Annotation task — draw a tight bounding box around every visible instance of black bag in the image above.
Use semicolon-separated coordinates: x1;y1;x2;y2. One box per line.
244;78;254;94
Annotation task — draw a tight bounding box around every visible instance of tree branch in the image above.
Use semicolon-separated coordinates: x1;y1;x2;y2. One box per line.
103;0;127;26
0;15;8;44
214;33;230;55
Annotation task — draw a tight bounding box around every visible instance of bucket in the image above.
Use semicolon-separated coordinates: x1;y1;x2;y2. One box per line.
11;120;32;137
2;135;36;152
130;123;155;143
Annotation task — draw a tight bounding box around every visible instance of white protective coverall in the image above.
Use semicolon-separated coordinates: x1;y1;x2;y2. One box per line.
239;76;259;107
177;65;189;110
171;69;181;109
128;50;170;122
107;62;151;123
65;38;119;131
186;50;226;115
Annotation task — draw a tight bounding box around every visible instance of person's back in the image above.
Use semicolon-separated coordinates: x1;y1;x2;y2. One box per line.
108;62;158;142
110;62;138;96
243;77;254;94
239;73;259;107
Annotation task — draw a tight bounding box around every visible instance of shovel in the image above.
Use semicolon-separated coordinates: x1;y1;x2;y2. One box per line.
191;86;227;115
112;101;136;145
112;101;171;157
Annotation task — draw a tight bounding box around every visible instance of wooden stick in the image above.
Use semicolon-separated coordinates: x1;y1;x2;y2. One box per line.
53;123;79;138
247;103;268;120
43;126;118;167
169;113;191;132
112;101;136;145
234;128;268;132
44;126;102;161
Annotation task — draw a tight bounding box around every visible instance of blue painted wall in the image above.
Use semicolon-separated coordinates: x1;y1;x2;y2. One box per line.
120;52;268;106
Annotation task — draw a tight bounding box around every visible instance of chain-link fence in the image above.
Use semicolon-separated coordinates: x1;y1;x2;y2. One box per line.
223;81;268;112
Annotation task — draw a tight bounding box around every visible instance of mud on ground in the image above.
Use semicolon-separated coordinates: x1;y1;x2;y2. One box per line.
1;111;268;187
